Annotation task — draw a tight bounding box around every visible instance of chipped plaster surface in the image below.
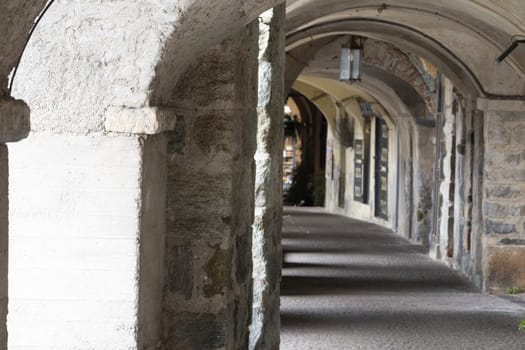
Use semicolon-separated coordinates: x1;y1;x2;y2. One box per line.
8;0;283;134
0;1;49;95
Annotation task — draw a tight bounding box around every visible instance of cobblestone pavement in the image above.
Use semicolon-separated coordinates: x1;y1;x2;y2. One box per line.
280;207;525;350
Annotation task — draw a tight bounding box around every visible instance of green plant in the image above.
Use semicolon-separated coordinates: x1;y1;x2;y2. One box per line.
507;286;523;295
519;320;525;332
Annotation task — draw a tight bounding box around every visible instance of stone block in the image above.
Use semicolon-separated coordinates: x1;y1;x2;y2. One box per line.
485;168;525;181
497;112;525;122
484;219;516;234
0;97;30;143
511;127;525;148
203;245;233;298
500;238;525;245
487;125;510;145
504;152;525;167
485;245;525;291
484;149;504;168
484;202;509;217
477;99;525;113
193;114;233;155
105;106;176;135
485;185;522;199
511;204;525;217
167;244;193;300
166;310;229;350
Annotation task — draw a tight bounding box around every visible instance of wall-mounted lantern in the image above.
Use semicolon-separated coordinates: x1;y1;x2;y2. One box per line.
496;36;525;63
340;36;363;82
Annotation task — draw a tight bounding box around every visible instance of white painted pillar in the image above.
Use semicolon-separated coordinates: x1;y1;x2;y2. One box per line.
8;109;169;349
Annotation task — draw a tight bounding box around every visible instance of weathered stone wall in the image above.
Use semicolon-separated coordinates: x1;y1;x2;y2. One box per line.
163;24;258;349
471;110;485;289
395;117;413;239
361;40;436;113
251;5;285;350
395;116;434;246
449;95;483;285
482;108;525;291
324;104;398;229
0;145;6;350
412;124;434;247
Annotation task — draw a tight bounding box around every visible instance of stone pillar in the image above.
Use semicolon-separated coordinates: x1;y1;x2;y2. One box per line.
0;97;30;350
471;109;485;288
412;123;435;248
477;98;525;291
438;78;456;260
8;110;168;349
250;5;285;350
163;24;258;349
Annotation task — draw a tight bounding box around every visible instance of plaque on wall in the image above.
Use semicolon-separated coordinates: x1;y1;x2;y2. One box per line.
354;139;364;202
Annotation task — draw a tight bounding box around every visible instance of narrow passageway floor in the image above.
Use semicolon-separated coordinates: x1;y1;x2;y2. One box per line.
280;207;525;350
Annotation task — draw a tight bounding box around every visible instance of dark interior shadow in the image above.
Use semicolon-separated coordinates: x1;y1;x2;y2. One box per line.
281;274;474;296
281;308;522;333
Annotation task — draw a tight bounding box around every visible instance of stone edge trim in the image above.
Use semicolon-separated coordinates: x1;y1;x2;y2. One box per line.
0;97;30;143
477;98;525;112
105;106;176;135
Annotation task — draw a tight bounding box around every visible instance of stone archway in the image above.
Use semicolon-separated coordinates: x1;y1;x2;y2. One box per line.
1;1;525;349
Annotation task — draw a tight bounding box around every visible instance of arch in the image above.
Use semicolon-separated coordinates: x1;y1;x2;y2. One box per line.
292;74;435;243
3;1;525;348
0;1;49;96
285;0;525;97
8;2;274;348
297;36;438;113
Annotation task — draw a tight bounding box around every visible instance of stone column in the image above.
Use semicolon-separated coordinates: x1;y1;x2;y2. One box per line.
8;110;168;349
414;126;435;246
438;78;456;260
250;5;285;350
477;98;525;292
0;97;30;350
163;24;258;349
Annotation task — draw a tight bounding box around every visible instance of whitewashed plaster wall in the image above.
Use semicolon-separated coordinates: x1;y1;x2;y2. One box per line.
325;104;397;230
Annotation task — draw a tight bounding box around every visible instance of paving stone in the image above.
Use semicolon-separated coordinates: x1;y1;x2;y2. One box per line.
281;207;525;350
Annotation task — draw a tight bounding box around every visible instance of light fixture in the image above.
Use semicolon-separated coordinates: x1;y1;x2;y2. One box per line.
497;36;525;63
340;36;363;82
